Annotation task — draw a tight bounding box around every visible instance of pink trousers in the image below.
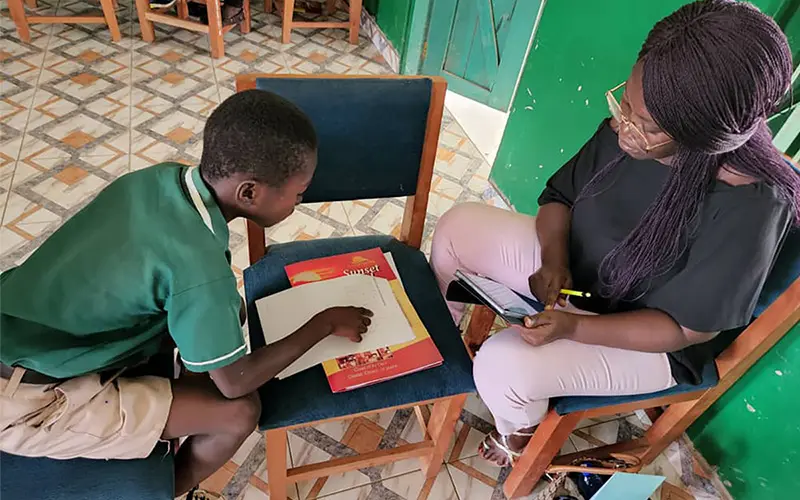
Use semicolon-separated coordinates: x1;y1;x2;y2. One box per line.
430;203;676;435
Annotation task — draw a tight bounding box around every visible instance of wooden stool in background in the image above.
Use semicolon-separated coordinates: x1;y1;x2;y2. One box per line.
8;0;121;43
134;0;250;58
268;0;361;44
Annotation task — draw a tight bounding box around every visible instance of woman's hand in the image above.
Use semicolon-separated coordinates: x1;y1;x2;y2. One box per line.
528;265;573;309
518;311;578;347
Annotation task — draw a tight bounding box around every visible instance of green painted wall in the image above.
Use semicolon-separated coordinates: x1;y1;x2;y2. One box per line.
364;0;415;62
490;0;797;213
487;1;800;498
688;323;800;499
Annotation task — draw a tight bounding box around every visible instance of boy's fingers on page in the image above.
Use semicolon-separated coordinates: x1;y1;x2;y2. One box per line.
358;307;374;317
362;317;372;327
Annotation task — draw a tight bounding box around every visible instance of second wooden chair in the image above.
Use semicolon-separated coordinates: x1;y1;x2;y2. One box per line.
134;0;251;58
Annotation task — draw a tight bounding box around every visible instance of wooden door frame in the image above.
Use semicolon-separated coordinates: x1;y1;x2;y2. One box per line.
402;0;433;74
418;0;544;111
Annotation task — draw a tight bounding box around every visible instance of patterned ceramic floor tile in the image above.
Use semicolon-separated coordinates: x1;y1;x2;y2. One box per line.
288;409;429;499
298;468;455;500
570;414;648;452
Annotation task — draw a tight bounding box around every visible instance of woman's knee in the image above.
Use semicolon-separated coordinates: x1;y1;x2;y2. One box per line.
434;203;488;244
473;330;524;393
473;330;547;403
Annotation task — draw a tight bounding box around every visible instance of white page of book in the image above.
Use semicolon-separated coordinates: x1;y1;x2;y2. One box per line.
254;274;415;379
384;252;403;287
458;271;540;316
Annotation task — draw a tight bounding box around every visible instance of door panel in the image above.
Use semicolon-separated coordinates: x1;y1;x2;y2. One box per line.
423;0;542;111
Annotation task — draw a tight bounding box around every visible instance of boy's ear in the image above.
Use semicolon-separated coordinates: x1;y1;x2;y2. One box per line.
235;180;259;207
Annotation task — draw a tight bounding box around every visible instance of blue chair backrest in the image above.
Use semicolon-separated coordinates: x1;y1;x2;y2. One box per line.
754;158;800;316
255;77;433;204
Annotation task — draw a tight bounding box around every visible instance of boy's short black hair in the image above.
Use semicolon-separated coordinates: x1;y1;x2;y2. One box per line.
200;90;318;186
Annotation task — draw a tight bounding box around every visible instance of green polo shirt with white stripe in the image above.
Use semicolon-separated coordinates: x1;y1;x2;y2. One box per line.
0;164;247;378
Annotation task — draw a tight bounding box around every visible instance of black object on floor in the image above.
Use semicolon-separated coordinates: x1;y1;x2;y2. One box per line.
568;461;611;499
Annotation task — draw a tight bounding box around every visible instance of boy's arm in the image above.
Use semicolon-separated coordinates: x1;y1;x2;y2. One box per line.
209;306;372;399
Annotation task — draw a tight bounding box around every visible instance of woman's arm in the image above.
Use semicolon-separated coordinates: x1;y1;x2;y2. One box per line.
521;309;718;353
529;203;574;307
570;310;718;352
536;203;571;269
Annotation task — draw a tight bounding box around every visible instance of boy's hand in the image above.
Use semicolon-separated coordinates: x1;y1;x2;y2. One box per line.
315;307;374;342
519;311;578;347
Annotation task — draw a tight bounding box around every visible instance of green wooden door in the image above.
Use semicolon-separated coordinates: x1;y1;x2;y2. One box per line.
422;0;542;111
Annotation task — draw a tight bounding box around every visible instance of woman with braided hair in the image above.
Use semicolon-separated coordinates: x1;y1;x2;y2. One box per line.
430;0;799;466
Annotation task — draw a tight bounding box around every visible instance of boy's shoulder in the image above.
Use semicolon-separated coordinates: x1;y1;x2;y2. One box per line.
114;162;185;187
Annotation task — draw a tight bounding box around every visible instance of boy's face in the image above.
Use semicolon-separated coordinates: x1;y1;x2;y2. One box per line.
238;151;317;228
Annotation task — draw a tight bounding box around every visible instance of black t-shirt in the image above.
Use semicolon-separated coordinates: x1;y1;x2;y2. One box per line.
538;120;792;384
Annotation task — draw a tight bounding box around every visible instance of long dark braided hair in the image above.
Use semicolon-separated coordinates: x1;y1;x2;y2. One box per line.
584;0;799;301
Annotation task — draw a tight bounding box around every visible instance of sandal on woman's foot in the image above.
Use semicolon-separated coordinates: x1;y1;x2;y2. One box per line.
479;432;521;467
477;428;537;467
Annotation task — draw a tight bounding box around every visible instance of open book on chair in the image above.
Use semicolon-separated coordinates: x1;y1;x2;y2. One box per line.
254;248;443;392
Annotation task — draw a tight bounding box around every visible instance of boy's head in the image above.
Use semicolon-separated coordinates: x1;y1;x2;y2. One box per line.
200;90;318;228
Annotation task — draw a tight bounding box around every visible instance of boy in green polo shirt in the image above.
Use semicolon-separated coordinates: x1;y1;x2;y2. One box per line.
0;90;373;498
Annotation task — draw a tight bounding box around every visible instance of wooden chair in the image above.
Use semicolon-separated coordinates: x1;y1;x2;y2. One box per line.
462;163;800;498
8;0;121;43
267;0;362;44
236;74;474;500
134;0;250;58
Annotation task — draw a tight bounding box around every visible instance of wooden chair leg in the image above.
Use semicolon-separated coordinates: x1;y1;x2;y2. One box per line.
177;0;189;19
639;399;701;465
134;0;156;42
99;0;122;42
348;0;361;44
266;428;289;500
239;0;251;34
503;410;583;499
8;0;31;43
206;0;225;58
281;0;294;44
464;305;495;357
265;0;272;14
420;394;467;478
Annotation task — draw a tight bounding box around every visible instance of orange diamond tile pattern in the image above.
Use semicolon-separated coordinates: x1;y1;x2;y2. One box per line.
54;166;89;185
60;131;96;149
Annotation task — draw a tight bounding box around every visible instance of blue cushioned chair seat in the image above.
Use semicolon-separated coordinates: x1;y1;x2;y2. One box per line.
244;236;475;431
0;443;174;500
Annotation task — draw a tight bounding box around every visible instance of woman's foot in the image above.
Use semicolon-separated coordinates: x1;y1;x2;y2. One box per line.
478;427;536;467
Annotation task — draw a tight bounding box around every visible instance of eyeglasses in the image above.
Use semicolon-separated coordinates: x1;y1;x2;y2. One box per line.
605;82;672;152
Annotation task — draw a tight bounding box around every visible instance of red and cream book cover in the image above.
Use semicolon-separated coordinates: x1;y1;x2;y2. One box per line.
285;248;443;392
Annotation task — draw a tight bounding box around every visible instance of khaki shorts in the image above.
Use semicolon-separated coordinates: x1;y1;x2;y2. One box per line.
0;368;173;460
